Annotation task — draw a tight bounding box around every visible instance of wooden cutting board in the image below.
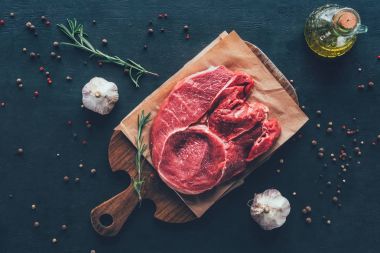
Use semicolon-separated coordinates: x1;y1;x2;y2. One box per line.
90;42;299;237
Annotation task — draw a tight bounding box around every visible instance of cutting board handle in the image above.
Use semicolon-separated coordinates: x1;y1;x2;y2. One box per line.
90;184;139;236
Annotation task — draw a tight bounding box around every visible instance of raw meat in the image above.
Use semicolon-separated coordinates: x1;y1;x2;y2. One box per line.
150;66;281;195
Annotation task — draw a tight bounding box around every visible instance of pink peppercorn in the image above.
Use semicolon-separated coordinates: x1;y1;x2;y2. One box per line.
377;55;380;60
39;66;44;72
0;19;5;26
45;20;51;26
47;78;52;85
185;33;190;40
34;90;39;97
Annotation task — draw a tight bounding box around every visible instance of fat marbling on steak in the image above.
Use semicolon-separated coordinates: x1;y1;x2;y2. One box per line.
150;66;281;195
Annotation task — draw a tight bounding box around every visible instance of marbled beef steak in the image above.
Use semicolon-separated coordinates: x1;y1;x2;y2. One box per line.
150;66;281;195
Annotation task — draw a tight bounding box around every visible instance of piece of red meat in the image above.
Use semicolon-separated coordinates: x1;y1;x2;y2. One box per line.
150;66;281;195
158;125;226;195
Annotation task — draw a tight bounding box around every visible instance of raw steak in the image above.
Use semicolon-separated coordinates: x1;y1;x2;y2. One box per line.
150;66;281;195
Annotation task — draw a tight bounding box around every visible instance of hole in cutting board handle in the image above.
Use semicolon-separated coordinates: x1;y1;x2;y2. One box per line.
99;213;114;227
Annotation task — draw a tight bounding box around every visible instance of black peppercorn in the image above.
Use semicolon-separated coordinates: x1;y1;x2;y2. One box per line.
50;51;56;58
305;217;312;224
148;28;154;34
183;25;189;32
101;38;108;45
53;41;59;48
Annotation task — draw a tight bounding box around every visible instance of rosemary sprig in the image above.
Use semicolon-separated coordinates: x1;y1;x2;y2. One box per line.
57;19;158;87
133;110;151;204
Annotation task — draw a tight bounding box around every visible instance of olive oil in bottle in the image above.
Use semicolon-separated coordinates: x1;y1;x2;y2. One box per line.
304;4;367;58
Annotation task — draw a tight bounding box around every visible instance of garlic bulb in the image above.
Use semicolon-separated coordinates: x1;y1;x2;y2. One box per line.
250;189;291;230
82;77;119;115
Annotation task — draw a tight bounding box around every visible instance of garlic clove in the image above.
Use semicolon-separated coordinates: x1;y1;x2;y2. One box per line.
82;77;119;115
249;189;291;230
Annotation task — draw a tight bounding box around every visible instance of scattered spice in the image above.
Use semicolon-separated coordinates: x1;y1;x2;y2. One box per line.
61;224;68;231
33;90;39;97
63;176;69;182
53;41;60;48
10;12;15;18
29;52;36;59
31;204;37;210
185;33;190;40
16;148;24;155
183;25;189;32
50;51;57;58
143;44;148;50
66;75;73;81
75;177;80;183
101;38;108;45
305;206;312;213
0;19;5;26
33;221;40;228
90;168;96;175
22;47;27;53
332;196;338;203
326;127;333;134
326;219;331;225
311;139;318;146
148;28;154;34
51;238;58;244
305;217;312;224
316;110;322;116
160;27;165;33
368;81;375;88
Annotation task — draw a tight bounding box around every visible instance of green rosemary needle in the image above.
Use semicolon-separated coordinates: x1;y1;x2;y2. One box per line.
134;110;151;204
57;19;158;87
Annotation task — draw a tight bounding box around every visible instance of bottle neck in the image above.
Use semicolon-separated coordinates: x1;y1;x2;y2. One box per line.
332;10;359;36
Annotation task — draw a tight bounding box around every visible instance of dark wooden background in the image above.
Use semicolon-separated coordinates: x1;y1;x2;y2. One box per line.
0;0;379;252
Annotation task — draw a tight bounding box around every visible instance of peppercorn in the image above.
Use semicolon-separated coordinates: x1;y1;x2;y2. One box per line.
29;52;36;59
326;219;331;225
336;189;341;194
45;20;51;26
22;47;27;53
16;78;22;84
97;61;103;67
358;67;362;72
158;13;164;19
164;13;168;19
0;19;5;26
185;33;190;40
326;127;333;133
311;140;317;146
160;27;165;32
148;28;154;34
79;163;84;168
91;168;96;175
25;21;32;28
30;25;36;31
292;192;297;196
41;16;47;21
33;90;39;97
10;12;15;18
183;25;189;32
316;110;322;116
33;221;40;227
289;79;294;84
327;181;332;186
368;81;375;88
305;217;312;224
56;55;62;61
143;44;148;50
301;208;307;214
31;204;37;210
317;152;324;158
357;84;365;90
63;176;69;182
51;238;58;244
50;51;56;58
75;177;80;183
101;38;108;45
16;148;24;155
332;196;338;203
53;41;59;48
92;19;96;25
90;250;96;253
61;224;68;231
66;76;72;81
305;206;312;213
316;123;321;129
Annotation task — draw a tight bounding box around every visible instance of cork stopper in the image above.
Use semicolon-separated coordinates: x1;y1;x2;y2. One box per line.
337;11;357;30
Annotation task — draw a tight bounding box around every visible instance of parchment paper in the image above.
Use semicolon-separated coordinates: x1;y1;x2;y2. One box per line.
118;31;309;217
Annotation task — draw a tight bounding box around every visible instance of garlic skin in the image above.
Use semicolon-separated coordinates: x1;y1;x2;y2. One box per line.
82;77;119;115
250;189;291;230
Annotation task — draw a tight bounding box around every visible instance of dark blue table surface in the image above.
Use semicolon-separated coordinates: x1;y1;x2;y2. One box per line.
0;0;379;252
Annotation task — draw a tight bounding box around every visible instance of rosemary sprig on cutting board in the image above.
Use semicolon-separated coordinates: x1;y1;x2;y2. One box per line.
57;19;158;87
134;111;151;203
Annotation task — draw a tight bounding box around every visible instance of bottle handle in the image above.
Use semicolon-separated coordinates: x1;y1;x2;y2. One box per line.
356;24;368;34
